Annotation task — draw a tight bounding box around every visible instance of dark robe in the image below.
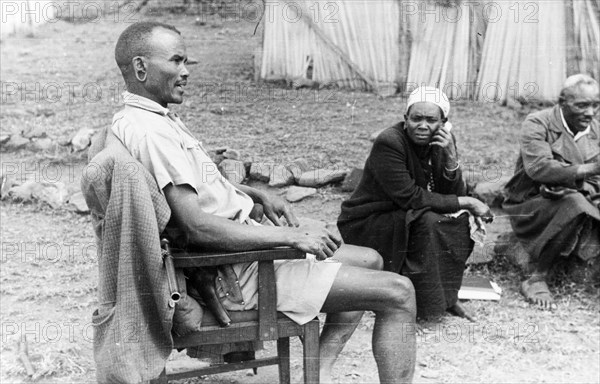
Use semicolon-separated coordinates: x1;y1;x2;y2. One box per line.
338;123;474;318
503;106;600;268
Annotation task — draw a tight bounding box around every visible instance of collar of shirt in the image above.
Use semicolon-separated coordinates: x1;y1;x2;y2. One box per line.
560;107;590;141
121;90;202;145
122;91;170;116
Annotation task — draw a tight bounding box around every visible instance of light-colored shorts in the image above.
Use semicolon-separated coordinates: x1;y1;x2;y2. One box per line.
218;255;341;325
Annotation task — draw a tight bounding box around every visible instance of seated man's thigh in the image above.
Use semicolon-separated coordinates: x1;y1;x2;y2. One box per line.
334;244;383;270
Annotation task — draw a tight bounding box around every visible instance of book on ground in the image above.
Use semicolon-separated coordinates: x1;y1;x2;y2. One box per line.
458;276;502;301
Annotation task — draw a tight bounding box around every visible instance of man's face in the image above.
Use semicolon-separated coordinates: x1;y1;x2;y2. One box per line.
143;28;189;107
560;84;600;132
403;102;445;146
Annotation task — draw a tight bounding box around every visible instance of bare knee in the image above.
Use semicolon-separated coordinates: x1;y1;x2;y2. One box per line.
363;248;384;271
379;274;416;315
336;244;384;270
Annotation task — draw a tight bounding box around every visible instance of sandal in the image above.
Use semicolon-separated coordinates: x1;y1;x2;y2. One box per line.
520;278;556;310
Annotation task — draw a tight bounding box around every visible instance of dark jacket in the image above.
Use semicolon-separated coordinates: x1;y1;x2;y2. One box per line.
505;105;600;203
338;123;466;272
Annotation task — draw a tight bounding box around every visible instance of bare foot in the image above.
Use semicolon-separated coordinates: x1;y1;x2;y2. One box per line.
447;302;475;322
521;278;557;310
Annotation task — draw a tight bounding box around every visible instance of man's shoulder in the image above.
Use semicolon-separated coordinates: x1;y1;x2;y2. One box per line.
112;106;172;140
524;106;558;126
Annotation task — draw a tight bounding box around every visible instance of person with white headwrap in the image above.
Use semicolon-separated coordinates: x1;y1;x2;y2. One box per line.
338;86;492;319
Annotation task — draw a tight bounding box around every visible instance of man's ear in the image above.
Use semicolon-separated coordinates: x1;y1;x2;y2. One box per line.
132;56;147;82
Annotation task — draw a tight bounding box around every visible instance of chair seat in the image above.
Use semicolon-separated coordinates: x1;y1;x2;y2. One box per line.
199;309;292;327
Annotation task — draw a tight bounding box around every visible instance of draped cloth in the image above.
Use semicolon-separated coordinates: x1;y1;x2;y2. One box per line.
82;129;176;383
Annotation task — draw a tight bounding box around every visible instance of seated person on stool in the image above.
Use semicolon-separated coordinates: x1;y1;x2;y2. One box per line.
110;21;417;383
504;74;600;310
338;87;493;320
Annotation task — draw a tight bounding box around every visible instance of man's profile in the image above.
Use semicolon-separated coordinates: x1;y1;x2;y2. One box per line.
107;21;417;383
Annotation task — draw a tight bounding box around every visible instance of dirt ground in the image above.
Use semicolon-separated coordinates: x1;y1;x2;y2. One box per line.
1;1;599;383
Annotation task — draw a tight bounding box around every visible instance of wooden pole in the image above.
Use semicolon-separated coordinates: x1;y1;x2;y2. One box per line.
284;0;380;93
564;0;581;75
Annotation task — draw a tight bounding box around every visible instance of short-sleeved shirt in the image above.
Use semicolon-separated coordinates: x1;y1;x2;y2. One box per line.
111;91;253;222
110;92;340;325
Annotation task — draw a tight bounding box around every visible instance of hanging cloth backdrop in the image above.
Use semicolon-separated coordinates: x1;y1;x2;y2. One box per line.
260;0;400;92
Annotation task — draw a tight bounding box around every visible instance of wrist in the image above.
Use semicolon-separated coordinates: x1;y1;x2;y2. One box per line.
444;160;460;172
282;227;300;248
458;196;473;210
244;187;266;204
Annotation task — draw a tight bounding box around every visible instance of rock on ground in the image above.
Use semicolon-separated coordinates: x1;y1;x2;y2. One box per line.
29;137;54;151
218;159;246;184
297;169;347;188
249;162;273;182
269;164;294;188
341;168;364;192
7;181;68;209
285;186;317;203
71;128;96;152
65;191;90;214
286;158;311;182
4;135;30;150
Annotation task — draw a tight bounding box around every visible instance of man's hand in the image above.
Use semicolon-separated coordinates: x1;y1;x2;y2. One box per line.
458;196;494;223
261;193;300;227
234;183;299;226
290;227;342;260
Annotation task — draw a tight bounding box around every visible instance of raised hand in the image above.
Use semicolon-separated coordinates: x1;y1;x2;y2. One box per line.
430;126;458;168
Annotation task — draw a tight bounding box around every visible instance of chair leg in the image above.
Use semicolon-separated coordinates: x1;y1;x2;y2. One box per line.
303;320;320;384
277;337;291;384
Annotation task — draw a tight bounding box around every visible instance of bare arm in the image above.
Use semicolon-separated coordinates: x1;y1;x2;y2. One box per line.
164;183;338;259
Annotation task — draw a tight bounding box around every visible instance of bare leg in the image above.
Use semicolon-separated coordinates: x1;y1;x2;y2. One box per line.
321;265;417;384
318;245;383;382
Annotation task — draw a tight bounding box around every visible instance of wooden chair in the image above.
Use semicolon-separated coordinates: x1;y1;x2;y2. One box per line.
163;247;320;384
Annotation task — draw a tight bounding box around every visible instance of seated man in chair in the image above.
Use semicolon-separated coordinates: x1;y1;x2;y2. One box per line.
109;21;417;383
504;74;600;310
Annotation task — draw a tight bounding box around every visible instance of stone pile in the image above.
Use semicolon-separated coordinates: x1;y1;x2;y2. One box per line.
1;125;96;153
214;148;352;203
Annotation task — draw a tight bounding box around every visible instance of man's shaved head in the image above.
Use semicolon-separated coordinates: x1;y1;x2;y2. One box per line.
114;21;181;74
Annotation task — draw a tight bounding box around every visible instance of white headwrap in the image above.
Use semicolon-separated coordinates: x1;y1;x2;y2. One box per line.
406;86;450;118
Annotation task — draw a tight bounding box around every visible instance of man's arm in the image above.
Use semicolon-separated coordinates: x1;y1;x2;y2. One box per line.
234;183;299;227
521;115;600;185
164;183;338;259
